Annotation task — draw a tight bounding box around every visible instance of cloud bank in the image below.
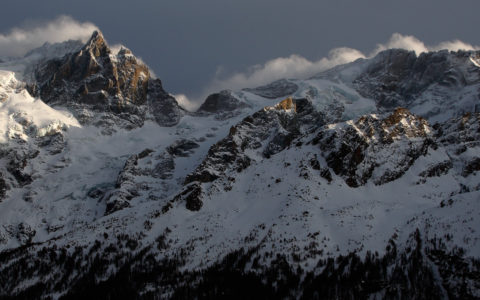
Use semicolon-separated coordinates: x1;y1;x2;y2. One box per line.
207;47;365;94
0;17;477;112
0;15;98;57
175;47;366;111
174;33;480;111
205;33;480;99
372;33;480;56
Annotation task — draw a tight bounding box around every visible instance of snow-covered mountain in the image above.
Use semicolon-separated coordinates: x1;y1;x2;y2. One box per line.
0;31;479;299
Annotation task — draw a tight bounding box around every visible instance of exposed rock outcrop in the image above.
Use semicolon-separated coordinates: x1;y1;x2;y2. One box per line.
197;90;249;114
177;97;321;210
33;31;184;130
353;49;480;121
314;108;433;187
244;79;299;99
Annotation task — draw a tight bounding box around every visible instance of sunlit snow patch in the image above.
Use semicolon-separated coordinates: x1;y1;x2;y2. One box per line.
0;70;80;143
295;79;377;121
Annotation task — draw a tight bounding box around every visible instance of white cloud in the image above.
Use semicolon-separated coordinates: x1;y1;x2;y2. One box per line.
371;33;428;56
174;47;366;111
174;94;200;112
371;33;480;56
430;40;479;52
0;15;98;57
206;47;365;94
201;33;480;105
1;17;478;113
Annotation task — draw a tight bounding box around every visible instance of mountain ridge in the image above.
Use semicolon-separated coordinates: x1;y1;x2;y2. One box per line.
0;30;479;299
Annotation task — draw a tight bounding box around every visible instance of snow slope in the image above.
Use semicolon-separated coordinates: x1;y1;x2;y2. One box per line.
0;33;479;299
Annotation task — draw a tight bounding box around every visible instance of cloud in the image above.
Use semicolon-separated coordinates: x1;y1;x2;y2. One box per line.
174;94;201;112
0;15;98;57
206;47;365;94
202;33;480;105
371;33;428;55
430;40;479;52
1;17;477;112
371;33;480;56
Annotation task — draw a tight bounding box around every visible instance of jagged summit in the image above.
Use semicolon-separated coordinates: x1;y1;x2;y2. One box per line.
81;30;110;58
353;48;480;111
197;90;250;116
28;30;183;130
86;30;108;51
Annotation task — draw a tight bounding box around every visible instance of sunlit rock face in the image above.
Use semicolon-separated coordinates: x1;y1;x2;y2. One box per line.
33;30;183;130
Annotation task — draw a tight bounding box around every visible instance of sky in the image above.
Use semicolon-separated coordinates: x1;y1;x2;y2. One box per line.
1;0;480;108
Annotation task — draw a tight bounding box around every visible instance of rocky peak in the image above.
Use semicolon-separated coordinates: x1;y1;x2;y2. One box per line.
197;90;249;116
315;108;433;187
353;49;480;114
173;97;320;211
380;107;430;142
368;49;417;80
83;30;110;58
273;97;296;112
30;30;182;130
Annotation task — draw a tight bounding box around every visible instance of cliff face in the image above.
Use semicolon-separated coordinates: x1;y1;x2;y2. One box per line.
353;49;480;121
314;108;433;187
33;31;183;130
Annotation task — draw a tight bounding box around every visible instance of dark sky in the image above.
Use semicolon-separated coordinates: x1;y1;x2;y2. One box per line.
1;0;480;99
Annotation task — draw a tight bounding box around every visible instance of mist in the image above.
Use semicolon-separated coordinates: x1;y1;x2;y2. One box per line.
0;15;97;57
